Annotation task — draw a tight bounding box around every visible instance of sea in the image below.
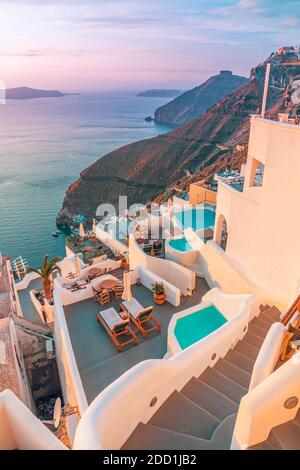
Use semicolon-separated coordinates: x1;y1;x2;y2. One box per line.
0;90;173;268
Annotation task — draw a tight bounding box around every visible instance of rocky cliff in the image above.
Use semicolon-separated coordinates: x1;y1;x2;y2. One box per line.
57;53;300;227
154;70;248;126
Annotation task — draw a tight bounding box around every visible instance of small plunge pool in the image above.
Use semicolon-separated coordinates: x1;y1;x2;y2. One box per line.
169;237;192;252
174;207;215;231
174;305;228;350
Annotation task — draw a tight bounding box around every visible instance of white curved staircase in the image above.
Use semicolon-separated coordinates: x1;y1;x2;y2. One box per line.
122;305;281;450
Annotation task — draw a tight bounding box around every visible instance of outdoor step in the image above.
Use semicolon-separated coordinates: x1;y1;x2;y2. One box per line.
122;421;234;450
225;349;255;374
149;390;220;440
248;440;276;450
235;340;260;361
242;331;265;349
270;420;300;450
122;422;204;450
256;315;275;329
248;323;268;339
252;316;273;331
181;377;238;421
292;410;300;429
200;367;247;404
215;358;251;389
261;306;281;322
210;414;237;449
259;304;270;312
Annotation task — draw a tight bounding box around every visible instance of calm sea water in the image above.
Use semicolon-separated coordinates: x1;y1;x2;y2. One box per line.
0;91;172;267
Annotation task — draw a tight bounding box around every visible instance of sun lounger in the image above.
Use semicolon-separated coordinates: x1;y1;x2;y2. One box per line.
120;298;161;338
96;307;138;352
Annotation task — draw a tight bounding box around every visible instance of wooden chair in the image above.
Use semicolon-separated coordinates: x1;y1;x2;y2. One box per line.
121;298;161;338
96;307;138;352
113;283;124;300
143;244;152;254
93;287;110;306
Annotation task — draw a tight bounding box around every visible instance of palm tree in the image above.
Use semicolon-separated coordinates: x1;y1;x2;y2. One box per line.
29;255;61;301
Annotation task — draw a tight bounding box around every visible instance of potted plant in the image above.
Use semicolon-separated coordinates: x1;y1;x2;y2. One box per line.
152;282;166;305
28;254;61;302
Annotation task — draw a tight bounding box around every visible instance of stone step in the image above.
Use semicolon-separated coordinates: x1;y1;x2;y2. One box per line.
242;331;265;349
270;419;300;450
149;390;220;440
248;323;268;339
235;340;260;361
122;420;236;450
215;358;251;389
259;304;271;312
181;377;238;421
225;349;255;374
121;422;208;450
252;316;273;331
200;367;247;404
261;306;281;322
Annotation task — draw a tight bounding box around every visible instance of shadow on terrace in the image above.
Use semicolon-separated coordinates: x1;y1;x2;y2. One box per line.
63;277;209;404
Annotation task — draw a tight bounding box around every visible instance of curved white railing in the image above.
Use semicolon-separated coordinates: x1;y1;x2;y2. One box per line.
232;350;300;449
165;238;199;267
249;322;286;391
73;292;259;450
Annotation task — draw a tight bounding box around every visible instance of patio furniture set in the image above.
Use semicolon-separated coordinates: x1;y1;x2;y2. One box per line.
63;267;111;292
141;240;164;257
97;297;161;353
92;277;123;305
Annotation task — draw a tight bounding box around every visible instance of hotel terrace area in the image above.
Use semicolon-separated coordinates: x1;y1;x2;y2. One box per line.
2;113;300;450
53;214;213;408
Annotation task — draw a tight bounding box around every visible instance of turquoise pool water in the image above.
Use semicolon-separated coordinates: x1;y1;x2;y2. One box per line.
174;208;215;231
174;305;227;350
169;237;193;252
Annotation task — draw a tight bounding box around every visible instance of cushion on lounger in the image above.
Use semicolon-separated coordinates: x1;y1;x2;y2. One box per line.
98;307;129;331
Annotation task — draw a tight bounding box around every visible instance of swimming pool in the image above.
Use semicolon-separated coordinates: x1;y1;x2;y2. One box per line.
174;305;227;350
174;207;215;231
169;237;193;252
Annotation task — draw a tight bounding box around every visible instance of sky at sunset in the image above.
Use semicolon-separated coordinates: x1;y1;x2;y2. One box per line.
0;0;299;91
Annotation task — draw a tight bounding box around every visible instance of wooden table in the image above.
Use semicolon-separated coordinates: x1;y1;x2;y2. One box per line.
88;267;102;277
100;279;119;290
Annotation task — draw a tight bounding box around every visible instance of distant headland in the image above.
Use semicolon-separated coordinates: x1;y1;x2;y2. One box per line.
4;86;80;100
136;89;182;98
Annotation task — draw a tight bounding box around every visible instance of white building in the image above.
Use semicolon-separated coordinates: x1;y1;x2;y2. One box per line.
214;115;300;307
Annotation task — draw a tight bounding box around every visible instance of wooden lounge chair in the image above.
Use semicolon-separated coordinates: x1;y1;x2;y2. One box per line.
113;283;124;300
96;307;138;352
121;298;161;338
